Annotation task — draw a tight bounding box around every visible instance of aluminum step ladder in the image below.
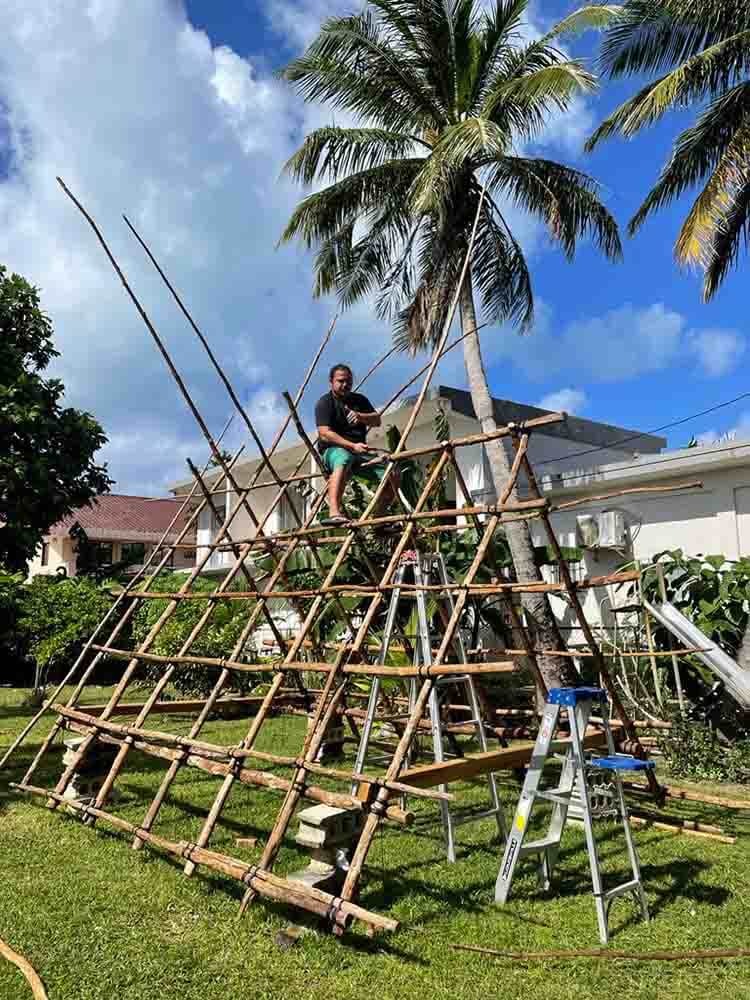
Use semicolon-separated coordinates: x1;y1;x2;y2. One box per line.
495;686;654;943
353;549;506;861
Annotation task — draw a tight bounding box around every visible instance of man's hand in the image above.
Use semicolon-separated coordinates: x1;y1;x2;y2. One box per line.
352;441;372;454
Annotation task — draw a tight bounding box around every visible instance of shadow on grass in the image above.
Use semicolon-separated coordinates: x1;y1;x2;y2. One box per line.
86;822;429;963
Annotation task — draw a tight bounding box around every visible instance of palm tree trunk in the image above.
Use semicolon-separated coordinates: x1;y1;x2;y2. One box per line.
459;273;574;691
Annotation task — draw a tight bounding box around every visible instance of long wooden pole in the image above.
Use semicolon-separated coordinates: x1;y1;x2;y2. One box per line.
132;322;336;849
514;437;659;794
0;417;233;772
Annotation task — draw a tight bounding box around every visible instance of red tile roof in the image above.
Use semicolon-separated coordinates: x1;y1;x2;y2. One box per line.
49;494;195;542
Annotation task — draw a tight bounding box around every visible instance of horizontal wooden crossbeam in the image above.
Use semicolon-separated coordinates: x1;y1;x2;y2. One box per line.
399;731;609;789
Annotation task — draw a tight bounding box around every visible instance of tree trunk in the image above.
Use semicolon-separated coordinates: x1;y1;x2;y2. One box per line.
459;274;575;690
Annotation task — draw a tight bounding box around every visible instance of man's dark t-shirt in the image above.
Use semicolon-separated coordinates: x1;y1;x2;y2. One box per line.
315;391;374;454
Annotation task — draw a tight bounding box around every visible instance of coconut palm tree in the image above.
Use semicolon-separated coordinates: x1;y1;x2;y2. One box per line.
587;0;750;300
279;0;622;688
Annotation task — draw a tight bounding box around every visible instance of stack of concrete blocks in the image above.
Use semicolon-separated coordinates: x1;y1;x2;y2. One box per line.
306;705;345;762
61;735;120;808
288;804;364;894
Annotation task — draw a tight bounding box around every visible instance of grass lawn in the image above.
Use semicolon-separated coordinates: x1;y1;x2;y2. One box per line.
1;685;749;999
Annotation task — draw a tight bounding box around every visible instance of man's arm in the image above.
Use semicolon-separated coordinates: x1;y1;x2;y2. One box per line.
317;425;371;453
347;409;380;428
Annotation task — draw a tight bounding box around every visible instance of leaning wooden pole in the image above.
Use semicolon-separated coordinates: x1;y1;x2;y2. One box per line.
0;417;232;771
512;433;659;793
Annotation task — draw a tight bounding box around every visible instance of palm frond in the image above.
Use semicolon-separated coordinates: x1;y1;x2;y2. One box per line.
473;199;534;330
543;4;623;42
488;156;622;260
675;120;750;267
484;60;596;128
588;29;750;147
282;127;422;186
702;174;750;299
627;82;750;234
471;0;530;98
280;160;423;248
601;0;750;78
410;118;508;214
282;11;446;129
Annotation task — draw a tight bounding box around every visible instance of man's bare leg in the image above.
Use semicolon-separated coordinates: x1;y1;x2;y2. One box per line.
327;465;350;519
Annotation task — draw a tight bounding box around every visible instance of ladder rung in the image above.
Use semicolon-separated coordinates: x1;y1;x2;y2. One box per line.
519;836;561;855
602;878;641;902
534;789;573;806
452;807;501;827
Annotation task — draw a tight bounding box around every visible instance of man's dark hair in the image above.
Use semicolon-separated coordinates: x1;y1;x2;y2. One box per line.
329;364;353;381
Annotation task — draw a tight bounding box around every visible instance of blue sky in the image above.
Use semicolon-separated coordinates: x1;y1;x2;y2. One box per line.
1;0;747;493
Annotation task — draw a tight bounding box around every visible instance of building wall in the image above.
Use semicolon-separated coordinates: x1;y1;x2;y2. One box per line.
27;536;193;580
529;463;750;631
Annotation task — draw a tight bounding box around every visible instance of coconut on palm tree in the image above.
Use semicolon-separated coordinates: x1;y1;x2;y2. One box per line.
279;0;622;690
588;0;750;300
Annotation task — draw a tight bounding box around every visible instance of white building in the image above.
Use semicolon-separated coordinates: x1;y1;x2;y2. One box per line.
171;386;665;576
535;437;750;628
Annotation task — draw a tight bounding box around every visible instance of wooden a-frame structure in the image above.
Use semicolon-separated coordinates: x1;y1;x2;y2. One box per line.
0;182;667;938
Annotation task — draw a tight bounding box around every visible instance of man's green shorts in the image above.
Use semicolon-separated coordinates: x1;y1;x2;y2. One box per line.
321;446;387;483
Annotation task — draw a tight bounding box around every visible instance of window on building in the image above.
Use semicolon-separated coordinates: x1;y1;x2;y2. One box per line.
278;492;302;533
121;542;146;567
40;542;49;567
94;543;113;567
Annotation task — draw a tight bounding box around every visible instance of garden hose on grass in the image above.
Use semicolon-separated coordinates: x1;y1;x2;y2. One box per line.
0;935;49;999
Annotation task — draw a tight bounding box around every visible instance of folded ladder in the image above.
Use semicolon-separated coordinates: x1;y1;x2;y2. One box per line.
353;549;506;861
495;686;654;944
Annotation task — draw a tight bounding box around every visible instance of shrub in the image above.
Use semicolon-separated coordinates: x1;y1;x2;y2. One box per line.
658;717;750;784
130;573;261;696
17;575;115;687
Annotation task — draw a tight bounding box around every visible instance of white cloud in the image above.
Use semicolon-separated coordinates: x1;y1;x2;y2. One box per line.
537;388;587;414
694;411;750;447
485;301;745;385
0;0;409;494
687;327;745;377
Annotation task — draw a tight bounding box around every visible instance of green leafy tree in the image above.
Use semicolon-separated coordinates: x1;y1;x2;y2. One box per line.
131;573;260;696
17;576;115;691
588;0;750;299
279;0;621;689
0;265;112;571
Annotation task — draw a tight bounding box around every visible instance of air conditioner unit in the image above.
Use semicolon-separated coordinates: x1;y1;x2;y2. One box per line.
598;510;627;548
576;514;599;548
576;510;627;549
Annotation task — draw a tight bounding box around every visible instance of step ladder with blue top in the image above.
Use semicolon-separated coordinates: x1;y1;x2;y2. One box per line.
494;686;655;944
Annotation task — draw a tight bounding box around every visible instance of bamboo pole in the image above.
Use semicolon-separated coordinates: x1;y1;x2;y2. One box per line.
656;561;686;714
25;441;251;796
240;445;457;909
15;785;398;934
637;560;663;709
628;813;735;844
58;717;412;824
0;419;234;773
453;942;750;962
552;480;704;511
447;451;547;699
335;511;504;929
513;437;659;794
622;781;750;811
133;325;337;849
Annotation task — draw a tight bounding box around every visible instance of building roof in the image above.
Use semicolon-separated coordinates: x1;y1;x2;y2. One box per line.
47;494;194;543
170;384;667;494
432;387;666;453
539;438;750;497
